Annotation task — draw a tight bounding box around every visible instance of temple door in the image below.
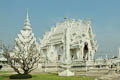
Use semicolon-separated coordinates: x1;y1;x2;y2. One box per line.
58;55;61;60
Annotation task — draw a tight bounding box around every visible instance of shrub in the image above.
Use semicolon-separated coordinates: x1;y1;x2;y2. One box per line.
9;74;32;79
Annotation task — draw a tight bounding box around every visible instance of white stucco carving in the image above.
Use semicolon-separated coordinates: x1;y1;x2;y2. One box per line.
59;69;75;76
47;45;57;62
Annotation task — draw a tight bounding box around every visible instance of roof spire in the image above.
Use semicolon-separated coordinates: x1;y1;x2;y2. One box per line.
64;16;68;21
86;17;91;26
24;8;31;29
26;8;29;20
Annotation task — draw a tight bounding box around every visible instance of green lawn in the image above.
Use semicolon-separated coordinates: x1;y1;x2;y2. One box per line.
0;71;95;80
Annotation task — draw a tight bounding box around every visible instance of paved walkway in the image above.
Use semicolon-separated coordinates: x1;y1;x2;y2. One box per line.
96;72;120;80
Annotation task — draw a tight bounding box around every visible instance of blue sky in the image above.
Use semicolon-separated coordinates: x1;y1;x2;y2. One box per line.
0;0;120;57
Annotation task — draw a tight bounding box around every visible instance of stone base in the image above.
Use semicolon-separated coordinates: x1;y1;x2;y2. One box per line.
58;69;75;76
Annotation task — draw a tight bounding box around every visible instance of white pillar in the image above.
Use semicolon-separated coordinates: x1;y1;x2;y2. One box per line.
81;46;84;60
118;48;120;58
64;27;71;63
76;49;80;60
58;26;74;76
91;50;94;60
88;49;91;61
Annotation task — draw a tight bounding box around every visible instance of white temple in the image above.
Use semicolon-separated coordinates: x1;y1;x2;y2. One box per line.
40;17;97;63
1;10;120;75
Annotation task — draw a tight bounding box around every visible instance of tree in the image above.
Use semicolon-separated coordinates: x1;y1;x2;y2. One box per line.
1;10;40;75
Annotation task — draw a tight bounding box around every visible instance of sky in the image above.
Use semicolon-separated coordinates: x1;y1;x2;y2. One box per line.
0;0;120;58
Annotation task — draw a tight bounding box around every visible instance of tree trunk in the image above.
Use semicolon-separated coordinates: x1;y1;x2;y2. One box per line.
24;70;29;75
13;68;21;74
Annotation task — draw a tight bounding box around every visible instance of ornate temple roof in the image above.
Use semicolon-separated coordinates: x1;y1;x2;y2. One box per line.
40;18;96;48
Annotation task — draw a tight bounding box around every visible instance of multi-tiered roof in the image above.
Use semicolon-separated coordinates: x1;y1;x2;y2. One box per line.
40;18;97;51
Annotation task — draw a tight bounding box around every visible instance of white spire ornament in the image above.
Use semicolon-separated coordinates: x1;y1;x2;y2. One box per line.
11;10;40;74
24;9;32;30
15;9;37;57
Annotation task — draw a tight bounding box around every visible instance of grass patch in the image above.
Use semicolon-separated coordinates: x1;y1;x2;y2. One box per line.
0;71;14;74
0;75;10;80
31;73;95;80
0;72;95;80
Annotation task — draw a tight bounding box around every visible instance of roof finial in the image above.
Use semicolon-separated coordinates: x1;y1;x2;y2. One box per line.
26;8;29;20
86;17;91;26
64;16;68;21
24;8;31;29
